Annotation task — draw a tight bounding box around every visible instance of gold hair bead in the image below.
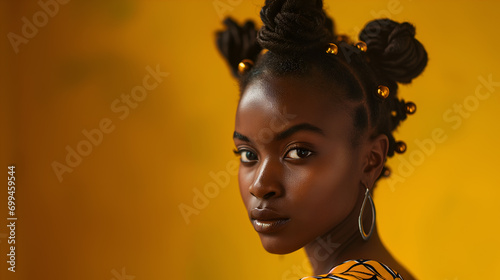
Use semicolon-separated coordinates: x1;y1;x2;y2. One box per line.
395;141;407;154
377;85;390;99
355;41;367;52
382;167;391;177
391;110;397;117
405;102;417;115
238;59;254;76
326;43;338;55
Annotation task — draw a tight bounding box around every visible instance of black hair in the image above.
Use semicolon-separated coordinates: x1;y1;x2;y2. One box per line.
216;0;428;180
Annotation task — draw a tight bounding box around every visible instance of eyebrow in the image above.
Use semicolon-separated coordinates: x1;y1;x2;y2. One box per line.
276;123;325;140
233;123;325;143
233;131;250;142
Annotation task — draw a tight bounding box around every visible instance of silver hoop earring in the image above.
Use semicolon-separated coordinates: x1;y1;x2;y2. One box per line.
358;186;376;241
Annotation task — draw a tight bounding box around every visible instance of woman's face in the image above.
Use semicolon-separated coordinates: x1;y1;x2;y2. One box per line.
233;74;370;254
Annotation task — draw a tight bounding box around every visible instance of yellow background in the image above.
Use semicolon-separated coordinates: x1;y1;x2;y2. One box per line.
1;0;499;279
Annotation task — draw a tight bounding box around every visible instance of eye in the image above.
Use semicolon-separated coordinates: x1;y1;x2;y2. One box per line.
233;149;258;163
285;148;313;159
241;151;258;162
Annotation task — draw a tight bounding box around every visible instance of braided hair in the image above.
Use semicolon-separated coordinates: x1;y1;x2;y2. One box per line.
216;0;428;181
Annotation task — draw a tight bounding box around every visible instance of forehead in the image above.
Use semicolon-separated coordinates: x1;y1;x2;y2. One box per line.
235;75;355;140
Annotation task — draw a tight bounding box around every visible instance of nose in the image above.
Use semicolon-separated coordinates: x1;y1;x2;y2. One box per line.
249;157;284;200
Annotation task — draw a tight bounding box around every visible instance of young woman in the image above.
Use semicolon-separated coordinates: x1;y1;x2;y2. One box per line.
216;0;427;279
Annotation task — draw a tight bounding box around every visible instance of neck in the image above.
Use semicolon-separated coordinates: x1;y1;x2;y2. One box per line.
305;227;385;275
304;187;384;275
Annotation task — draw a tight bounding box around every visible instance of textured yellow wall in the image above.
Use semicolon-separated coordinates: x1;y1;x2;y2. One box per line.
1;0;499;279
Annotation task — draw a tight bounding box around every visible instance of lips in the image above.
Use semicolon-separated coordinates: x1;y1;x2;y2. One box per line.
250;208;290;234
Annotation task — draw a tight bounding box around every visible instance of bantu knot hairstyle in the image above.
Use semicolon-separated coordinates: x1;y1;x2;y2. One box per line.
215;0;428;181
215;17;262;78
258;0;334;54
360;19;428;84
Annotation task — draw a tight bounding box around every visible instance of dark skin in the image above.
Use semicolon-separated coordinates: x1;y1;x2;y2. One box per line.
233;72;415;279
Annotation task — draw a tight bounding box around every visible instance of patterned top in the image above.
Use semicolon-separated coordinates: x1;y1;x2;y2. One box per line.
300;259;403;280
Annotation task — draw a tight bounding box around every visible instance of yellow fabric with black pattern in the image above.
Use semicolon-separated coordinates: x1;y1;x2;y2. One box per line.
300;259;403;280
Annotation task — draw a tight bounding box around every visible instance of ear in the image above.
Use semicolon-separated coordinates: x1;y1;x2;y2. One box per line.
361;134;389;189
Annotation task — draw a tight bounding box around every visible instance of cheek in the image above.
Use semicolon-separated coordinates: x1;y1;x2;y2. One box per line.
287;154;360;225
238;166;252;210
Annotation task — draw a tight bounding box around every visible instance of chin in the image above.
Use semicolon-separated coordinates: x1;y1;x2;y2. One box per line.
259;235;303;255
